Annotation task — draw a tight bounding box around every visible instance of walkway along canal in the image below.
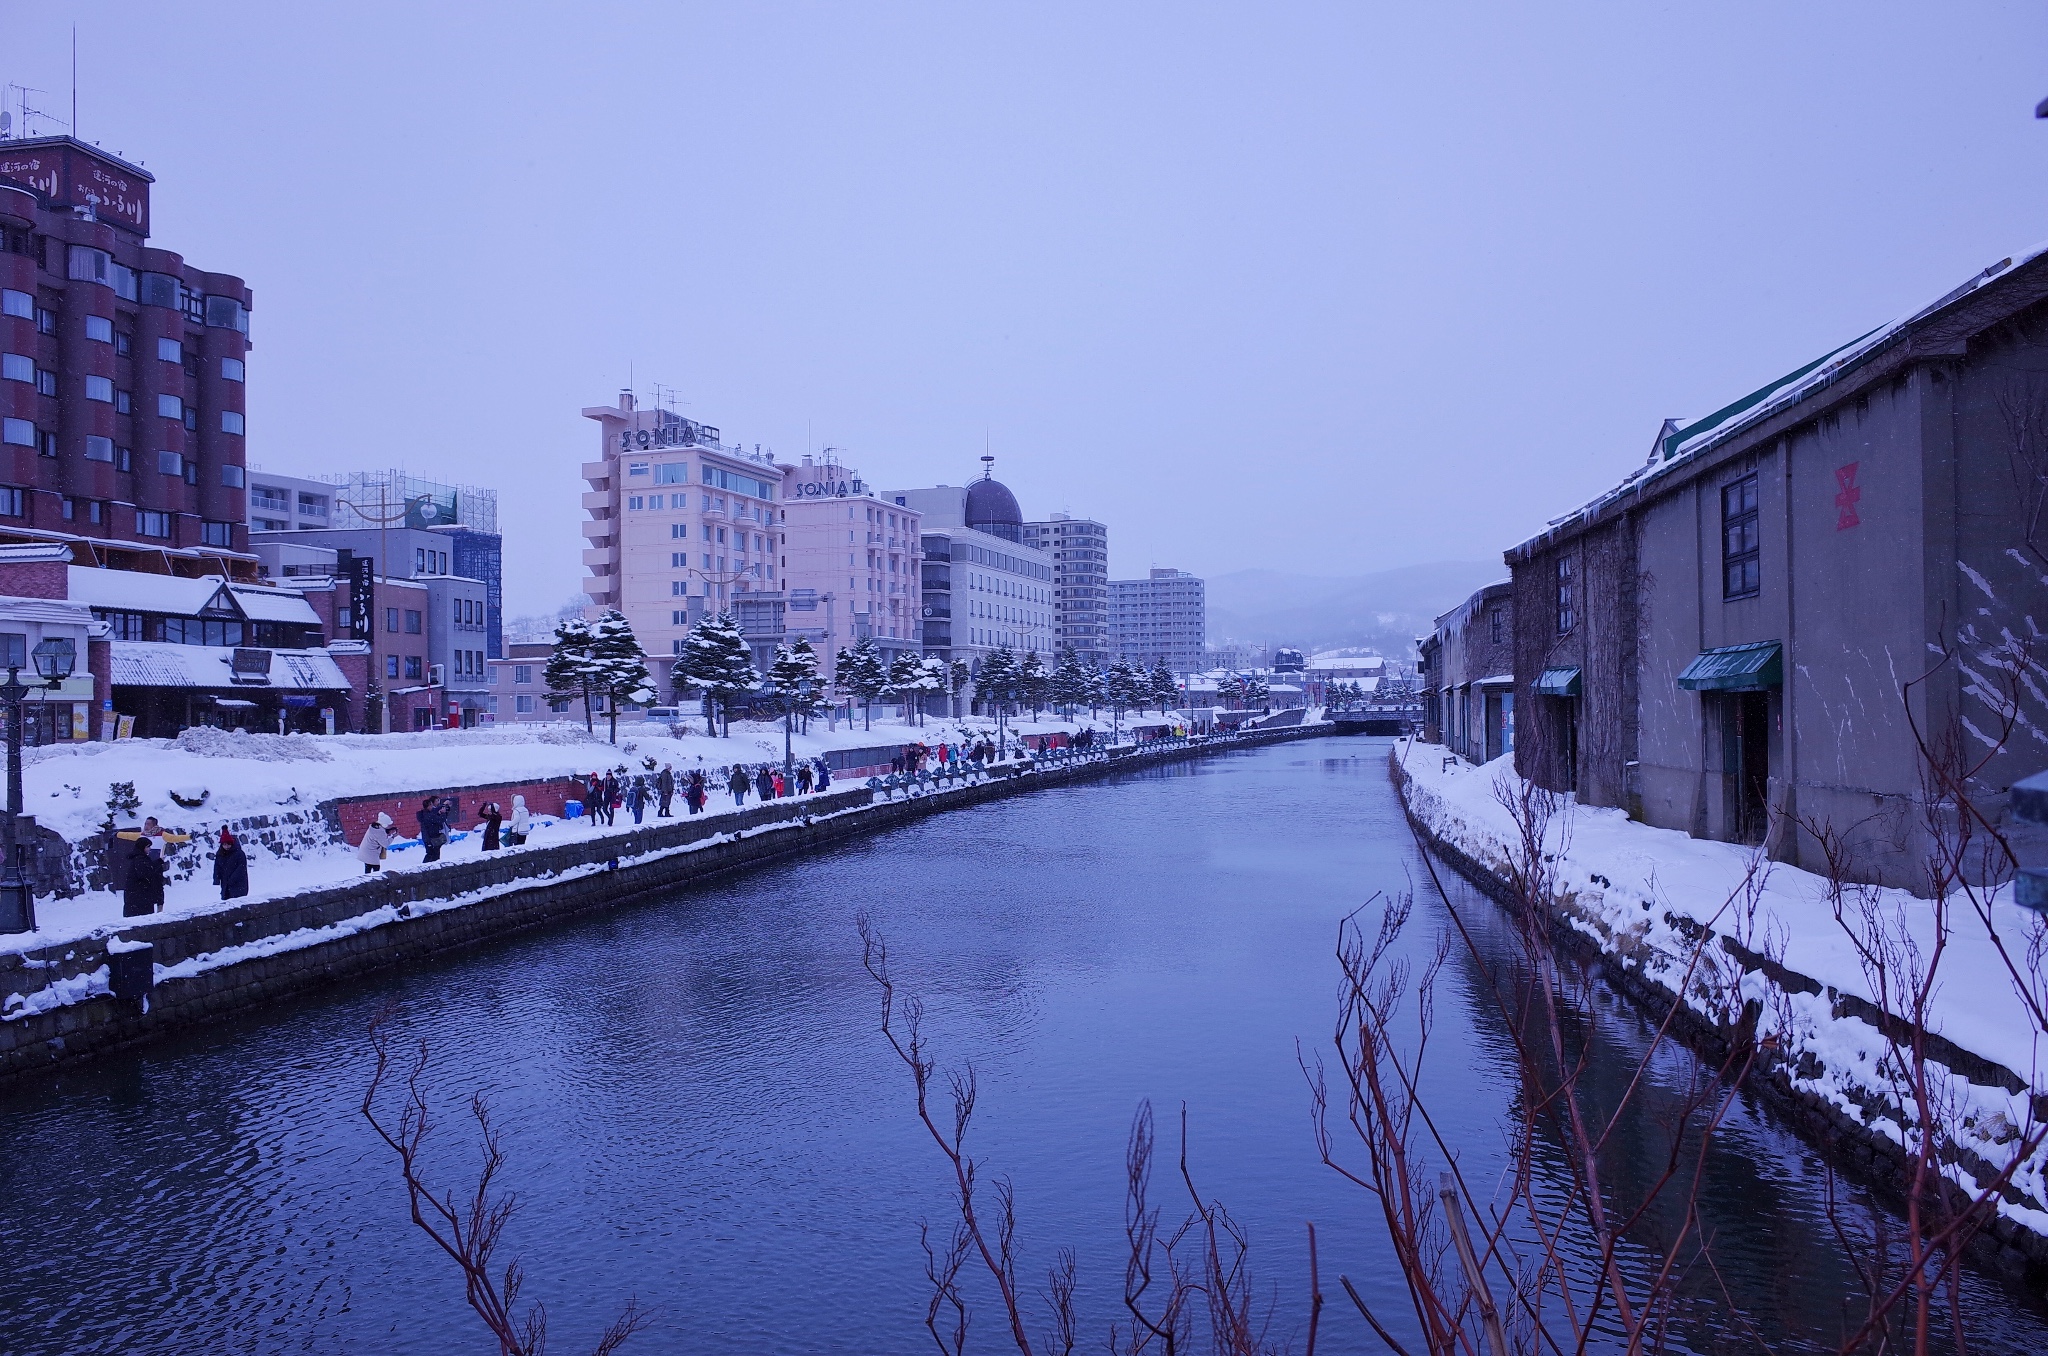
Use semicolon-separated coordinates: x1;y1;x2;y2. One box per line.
0;737;2042;1353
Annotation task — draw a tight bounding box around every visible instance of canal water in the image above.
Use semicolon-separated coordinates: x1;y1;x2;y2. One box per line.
0;737;2041;1353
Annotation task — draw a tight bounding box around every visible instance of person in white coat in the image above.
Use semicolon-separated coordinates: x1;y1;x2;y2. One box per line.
507;796;532;847
357;812;394;874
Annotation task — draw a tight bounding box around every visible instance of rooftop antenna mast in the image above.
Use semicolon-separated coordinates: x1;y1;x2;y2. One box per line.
70;26;76;140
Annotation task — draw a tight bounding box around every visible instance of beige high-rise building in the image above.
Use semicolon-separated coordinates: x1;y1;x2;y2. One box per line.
579;391;786;692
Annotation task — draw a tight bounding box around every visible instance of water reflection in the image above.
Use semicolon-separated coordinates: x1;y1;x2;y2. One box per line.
0;738;2037;1354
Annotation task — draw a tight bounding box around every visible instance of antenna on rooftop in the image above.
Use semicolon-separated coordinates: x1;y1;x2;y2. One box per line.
980;454;995;479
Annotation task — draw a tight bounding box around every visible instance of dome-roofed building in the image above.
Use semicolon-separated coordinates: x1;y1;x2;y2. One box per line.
963;456;1024;542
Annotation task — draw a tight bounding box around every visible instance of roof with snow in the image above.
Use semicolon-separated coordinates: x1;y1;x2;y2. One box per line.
68;569;232;616
108;642;348;691
1513;239;2048;555
227;585;321;625
65;569;321;626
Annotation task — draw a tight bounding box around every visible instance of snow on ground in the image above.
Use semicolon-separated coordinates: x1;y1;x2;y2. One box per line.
4;713;1107;958
1395;738;2048;1236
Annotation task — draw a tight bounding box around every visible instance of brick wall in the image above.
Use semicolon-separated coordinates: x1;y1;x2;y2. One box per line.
328;774;594;844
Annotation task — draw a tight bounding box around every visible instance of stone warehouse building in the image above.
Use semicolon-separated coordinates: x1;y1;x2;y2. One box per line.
1420;580;1514;764
1507;244;2048;888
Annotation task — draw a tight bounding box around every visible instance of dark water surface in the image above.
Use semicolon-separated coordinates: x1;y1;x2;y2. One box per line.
0;738;2041;1353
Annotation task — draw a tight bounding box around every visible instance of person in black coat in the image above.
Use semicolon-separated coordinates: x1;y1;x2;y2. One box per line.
212;828;249;901
755;766;775;802
479;801;503;851
685;768;707;814
417;796;449;862
656;764;676;817
122;834;165;916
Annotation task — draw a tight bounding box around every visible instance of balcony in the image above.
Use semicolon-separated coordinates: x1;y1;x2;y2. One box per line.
581;490;611;511
249;493;289;513
580;461;610;487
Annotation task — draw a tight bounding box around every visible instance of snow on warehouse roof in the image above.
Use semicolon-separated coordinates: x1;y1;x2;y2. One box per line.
67;568;230;617
0;597;93;627
1513;237;2048;554
108;641;348;691
227;585;321;625
1303;655;1386;671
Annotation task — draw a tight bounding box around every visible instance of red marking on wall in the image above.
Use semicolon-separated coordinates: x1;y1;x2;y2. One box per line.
1834;462;1862;530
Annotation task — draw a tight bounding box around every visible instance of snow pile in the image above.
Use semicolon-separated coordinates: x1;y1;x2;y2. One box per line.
170;727;334;763
1395;740;2048;1240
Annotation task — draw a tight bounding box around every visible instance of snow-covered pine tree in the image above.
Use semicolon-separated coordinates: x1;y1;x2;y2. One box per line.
679;612;760;736
1085;662;1107;718
1017;650;1049;719
1104;658;1142;735
1050;646;1091;720
789;636;823;733
766;639;822;772
885;652;926;726
584;609;657;744
1243;670;1270;711
544;615;599;733
975;647;1021;753
916;656;948;728
840;635;888;731
1148;661;1179;714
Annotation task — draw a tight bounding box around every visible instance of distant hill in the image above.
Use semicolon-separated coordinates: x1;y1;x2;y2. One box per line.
1202;561;1504;655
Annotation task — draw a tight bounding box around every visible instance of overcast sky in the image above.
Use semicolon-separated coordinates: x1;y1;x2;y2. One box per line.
7;2;2047;613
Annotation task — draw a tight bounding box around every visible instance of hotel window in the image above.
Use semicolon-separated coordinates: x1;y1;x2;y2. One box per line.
106;612;145;641
182;408;197;431
671;553;687;568
222;464;245;488
85;315;113;343
1555;557;1575;635
386;608;399;633
404;610;422;634
1722;474;1760;600
516;695;534;713
84;376;113;403
0;290;29;319
671;523;688;538
513;665;533;684
136;509;171;538
386;655;400;678
85;436;113;463
158;451;183;476
35;369;54;396
628;495;644;510
221;357;245;382
221;411;245;435
1;353;28;382
415;548;426;573
200;521;233;548
157;394;183;420
405;656;422;679
0;487;21;518
158;337;182;363
672;580;688;596
115;389;131;414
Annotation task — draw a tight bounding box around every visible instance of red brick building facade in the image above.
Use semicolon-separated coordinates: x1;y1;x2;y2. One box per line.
0;136;252;575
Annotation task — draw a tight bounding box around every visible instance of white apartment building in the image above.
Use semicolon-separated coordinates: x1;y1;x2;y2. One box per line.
1021;514;1109;667
1110;568;1206;676
580;391;785;693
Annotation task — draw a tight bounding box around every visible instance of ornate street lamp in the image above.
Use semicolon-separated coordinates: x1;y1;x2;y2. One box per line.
0;637;77;933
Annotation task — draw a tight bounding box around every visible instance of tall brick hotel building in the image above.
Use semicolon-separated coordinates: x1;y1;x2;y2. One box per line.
0;135;251;572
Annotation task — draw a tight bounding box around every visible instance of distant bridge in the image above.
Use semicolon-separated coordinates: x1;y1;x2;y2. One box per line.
1328;701;1422;737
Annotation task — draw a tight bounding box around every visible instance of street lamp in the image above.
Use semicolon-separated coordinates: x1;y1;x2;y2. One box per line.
0;637;76;933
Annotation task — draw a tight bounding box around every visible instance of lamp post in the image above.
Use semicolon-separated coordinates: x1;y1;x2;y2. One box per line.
0;637;77;934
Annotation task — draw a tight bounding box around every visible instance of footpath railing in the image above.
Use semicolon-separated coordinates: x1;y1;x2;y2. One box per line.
863;730;1245;799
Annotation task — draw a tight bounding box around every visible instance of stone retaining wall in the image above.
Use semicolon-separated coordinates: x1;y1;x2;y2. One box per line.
1388;754;2048;1291
1;723;1329;1083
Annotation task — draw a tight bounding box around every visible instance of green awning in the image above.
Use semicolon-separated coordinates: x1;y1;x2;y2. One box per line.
1676;641;1782;692
1534;667;1581;697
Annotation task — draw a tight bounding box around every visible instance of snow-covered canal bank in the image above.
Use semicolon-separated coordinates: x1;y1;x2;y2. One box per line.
0;738;2042;1354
